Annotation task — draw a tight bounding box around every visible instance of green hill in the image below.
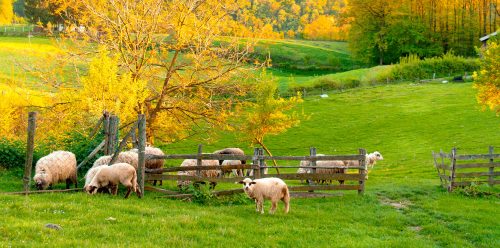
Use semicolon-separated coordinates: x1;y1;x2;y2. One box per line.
2;82;498;247
252;39;357;73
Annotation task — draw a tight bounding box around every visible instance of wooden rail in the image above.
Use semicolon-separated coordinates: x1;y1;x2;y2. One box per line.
433;146;499;192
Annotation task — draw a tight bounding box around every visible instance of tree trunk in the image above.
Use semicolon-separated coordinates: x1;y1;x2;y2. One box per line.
255;139;280;174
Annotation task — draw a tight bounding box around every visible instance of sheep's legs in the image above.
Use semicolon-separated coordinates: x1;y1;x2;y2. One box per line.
111;185;118;195
269;201;277;214
65;179;72;189
124;186;132;198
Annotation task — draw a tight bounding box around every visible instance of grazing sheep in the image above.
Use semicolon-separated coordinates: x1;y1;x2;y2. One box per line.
93;151;139;169
130;146;165;186
343;151;384;178
85;163;140;198
177;159;221;189
298;154;345;185
84;166;111;194
33;151;77;190
213;148;246;174
239;177;290;214
221;160;244;177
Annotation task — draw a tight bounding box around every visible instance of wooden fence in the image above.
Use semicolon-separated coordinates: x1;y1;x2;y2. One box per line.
432;147;500;192
136;115;368;200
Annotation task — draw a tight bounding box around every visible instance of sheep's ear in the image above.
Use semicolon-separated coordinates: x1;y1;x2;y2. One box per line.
250;181;257;185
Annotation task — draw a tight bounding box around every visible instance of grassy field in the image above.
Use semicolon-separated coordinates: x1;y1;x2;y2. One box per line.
1;80;499;247
251;38;357;73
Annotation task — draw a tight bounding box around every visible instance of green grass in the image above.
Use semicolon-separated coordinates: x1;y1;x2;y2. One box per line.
252;39;357;73
2;82;499;247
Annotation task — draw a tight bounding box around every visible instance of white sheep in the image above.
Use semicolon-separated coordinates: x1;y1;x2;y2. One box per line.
221;160;244;177
130;146;165;186
85;163;139;198
33;151;77;190
298;154;345;184
93;151;139;169
84;166;111;194
239;177;290;214
177;159;221;189
343;151;384;178
213;148;246;175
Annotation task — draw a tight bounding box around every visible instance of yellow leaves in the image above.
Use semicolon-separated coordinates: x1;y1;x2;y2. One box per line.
474;41;500;115
303;15;348;41
77;48;149;123
239;70;304;146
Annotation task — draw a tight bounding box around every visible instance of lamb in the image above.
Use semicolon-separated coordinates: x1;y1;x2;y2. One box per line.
33;151;77;190
213;148;246;175
177;159;221;189
221;160;244;177
93;151;139;169
238;177;290;214
130;146;165;186
85;163;140;198
84;165;111;194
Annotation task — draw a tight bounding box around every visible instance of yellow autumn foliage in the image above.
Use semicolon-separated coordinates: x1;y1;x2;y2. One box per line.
473;41;500;115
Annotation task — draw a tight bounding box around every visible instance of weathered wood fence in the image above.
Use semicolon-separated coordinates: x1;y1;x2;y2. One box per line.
432;146;500;192
134;111;368;198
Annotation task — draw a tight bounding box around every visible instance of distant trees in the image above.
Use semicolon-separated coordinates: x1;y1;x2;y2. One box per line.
349;0;499;65
0;0;13;24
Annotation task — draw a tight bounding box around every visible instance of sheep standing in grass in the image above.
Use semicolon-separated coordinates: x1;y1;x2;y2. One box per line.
213;148;246;175
221;160;244;177
177;159;221;189
343;151;383;178
239;177;290;214
84;166;111;194
86;163;140;198
130;146;165;186
93;151;139;169
298;154;345;185
33;151;77;190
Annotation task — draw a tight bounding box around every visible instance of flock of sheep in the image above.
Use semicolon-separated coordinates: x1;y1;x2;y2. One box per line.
32;147;383;214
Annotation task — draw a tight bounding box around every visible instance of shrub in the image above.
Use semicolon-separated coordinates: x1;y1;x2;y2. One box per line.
0;138;46;169
390;53;480;80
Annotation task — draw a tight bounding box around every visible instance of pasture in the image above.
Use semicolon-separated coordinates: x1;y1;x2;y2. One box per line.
1;76;499;246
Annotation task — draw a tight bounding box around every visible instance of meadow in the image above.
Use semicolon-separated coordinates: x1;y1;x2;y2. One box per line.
0;37;499;247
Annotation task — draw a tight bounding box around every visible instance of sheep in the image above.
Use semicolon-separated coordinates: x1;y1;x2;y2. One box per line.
213;148;246;175
177;159;221;189
221;160;244;177
343;151;384;178
238;177;290;214
33;151;77;190
93;151;139;169
85;163;140;198
84;165;111;194
130;146;165;186
298;154;345;185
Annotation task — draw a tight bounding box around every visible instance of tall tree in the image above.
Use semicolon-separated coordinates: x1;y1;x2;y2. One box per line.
35;0;254;144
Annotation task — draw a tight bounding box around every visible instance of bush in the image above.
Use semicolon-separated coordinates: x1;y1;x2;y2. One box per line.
59;131;105;172
0;138;27;169
390;53;480;80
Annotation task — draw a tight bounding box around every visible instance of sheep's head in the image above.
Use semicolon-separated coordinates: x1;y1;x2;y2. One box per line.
33;172;50;190
372;151;383;161
86;185;99;195
238;178;256;191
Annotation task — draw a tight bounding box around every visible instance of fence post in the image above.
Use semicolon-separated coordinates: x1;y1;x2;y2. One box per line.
358;148;367;195
137;114;146;198
106;115;119;155
252;148;260;179
308;147;317;192
103;112;110;155
259;148;265;178
196;144;202;177
23;112;37;194
488;146;494;186
449;147;457;192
